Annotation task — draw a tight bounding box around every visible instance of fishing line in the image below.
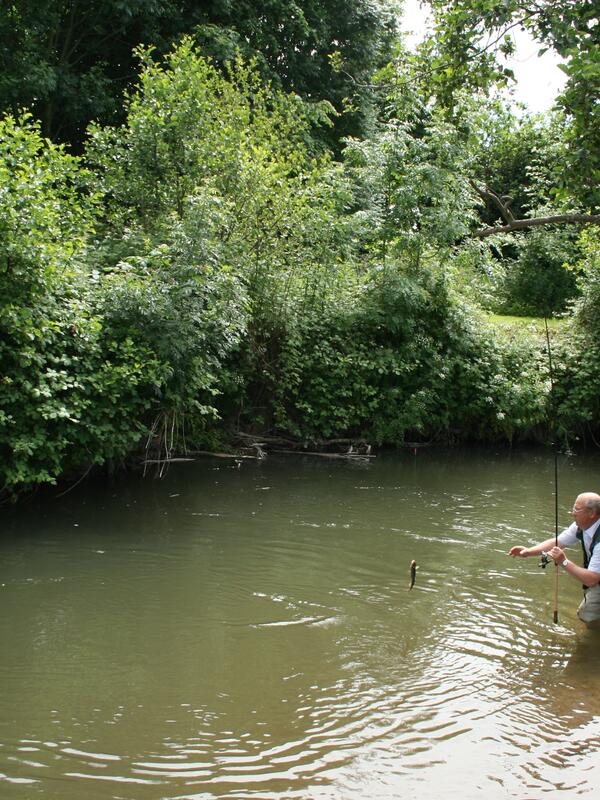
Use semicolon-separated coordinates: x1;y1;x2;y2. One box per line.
544;316;560;624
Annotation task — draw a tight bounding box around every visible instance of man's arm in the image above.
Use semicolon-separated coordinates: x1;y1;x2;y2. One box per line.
548;545;600;586
509;538;558;558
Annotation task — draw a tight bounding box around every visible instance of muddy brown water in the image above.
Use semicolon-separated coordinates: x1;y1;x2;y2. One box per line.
2;448;600;799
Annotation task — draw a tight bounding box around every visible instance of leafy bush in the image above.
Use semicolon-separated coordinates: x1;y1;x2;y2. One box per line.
492;226;579;316
0;115;166;493
267;267;549;445
84;41;359;441
3;41;595;497
552;230;600;440
342;108;480;268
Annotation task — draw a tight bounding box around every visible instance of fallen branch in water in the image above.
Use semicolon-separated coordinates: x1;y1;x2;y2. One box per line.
234;431;373;455
271;449;375;459
188;450;263;460
141;433;376;471
234;431;296;446
142;457;196;465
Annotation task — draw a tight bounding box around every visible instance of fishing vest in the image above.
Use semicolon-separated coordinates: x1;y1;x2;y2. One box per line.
576;524;600;589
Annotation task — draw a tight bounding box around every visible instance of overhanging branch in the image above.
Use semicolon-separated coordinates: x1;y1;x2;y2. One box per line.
474;214;600;238
470;179;515;223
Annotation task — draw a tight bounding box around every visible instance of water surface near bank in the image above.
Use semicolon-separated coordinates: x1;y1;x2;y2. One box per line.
2;447;600;799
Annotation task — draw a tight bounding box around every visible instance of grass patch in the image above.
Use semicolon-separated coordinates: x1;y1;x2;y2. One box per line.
484;314;567;344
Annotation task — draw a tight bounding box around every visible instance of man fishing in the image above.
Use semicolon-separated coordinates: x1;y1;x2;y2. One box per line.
509;492;600;627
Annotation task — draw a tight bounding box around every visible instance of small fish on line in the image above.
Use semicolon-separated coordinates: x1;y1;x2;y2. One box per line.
408;559;418;590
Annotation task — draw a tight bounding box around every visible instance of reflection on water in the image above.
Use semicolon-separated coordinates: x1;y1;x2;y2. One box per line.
2;447;600;798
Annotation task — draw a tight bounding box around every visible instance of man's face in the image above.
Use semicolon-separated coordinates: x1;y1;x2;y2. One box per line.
571;496;599;529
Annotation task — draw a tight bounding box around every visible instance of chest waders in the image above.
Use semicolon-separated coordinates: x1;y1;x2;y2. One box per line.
575;526;600;589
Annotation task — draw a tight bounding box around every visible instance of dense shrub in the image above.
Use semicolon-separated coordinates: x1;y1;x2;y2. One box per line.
551;230;600;440
83;41;359;444
3;41;598;497
266;268;548;445
492;226;579;316
0;116;167;492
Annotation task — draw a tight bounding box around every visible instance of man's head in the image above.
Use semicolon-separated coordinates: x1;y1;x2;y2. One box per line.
571;492;600;529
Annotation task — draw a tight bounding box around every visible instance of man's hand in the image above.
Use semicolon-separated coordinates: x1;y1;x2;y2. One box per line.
549;545;566;565
509;546;529;557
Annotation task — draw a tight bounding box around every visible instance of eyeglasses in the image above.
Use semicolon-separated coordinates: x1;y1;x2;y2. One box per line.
572;506;587;513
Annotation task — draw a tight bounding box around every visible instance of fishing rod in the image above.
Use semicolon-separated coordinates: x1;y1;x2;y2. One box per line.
543;316;560;625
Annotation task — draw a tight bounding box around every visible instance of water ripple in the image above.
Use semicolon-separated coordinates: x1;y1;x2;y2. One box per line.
4;451;600;798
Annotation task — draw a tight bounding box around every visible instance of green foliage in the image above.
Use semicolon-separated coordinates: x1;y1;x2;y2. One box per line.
471;107;568;222
491;226;579;316
269;269;548;445
0;113;96;298
84;42;359;452
0;0;187;149
342;104;480;267
568;229;600;335
527;232;600;440
0;115;166;492
4;35;600;497
423;0;600;209
2;308;166;489
551;330;600;441
0;0;398;151
94;235;248;424
86;40;356;346
193;0;401;149
87;43;320;225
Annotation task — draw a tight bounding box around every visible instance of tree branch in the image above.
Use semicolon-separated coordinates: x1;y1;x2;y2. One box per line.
474;213;600;237
470;180;515;223
446;11;539;63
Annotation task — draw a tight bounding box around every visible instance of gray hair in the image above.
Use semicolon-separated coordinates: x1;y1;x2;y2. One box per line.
584;497;600;514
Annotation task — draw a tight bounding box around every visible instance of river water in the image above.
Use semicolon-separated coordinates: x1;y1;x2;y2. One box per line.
2;447;600;799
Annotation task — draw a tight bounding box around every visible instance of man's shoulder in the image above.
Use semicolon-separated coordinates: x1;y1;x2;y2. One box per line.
565;521;579;535
586;518;600;537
